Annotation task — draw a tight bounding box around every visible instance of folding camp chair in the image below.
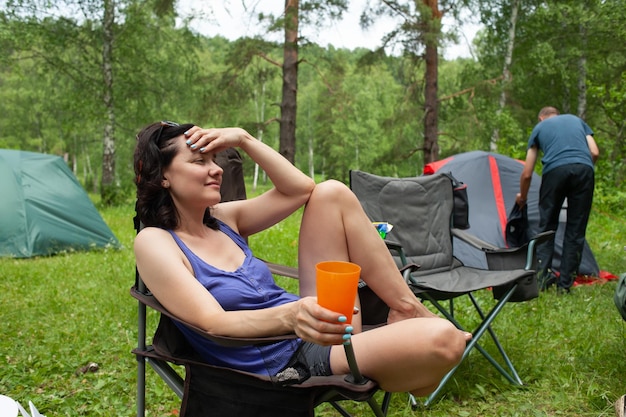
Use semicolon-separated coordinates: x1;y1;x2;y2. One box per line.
132;150;392;417
349;170;554;407
131;271;391;417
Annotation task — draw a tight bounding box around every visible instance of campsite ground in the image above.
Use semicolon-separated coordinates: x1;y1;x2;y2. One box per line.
0;191;624;416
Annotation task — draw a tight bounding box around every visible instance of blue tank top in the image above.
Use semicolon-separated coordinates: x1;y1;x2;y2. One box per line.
167;221;301;376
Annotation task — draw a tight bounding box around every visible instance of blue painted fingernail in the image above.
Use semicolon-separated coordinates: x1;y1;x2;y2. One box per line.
186;139;191;145
343;340;352;346
342;333;351;341
190;144;197;149
199;147;205;152
345;326;353;333
184;131;189;136
338;316;347;323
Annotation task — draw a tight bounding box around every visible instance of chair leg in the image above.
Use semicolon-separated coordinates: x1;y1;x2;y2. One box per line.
417;285;523;406
137;289;147;417
137;355;146;417
339;342;388;417
330;402;353;417
381;392;392;415
147;358;185;399
468;293;522;385
329;394;389;417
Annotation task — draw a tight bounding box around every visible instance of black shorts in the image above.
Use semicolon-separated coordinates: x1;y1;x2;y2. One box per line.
296;342;332;376
273;342;332;385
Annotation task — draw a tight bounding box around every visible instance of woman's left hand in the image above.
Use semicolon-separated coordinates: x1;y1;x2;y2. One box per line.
184;126;250;154
292;297;353;346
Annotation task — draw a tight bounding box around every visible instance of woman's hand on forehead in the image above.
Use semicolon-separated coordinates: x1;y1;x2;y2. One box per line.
184;127;247;154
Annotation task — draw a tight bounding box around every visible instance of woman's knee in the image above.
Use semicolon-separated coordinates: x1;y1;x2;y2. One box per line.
407;319;465;367
309;180;357;208
429;320;466;365
312;180;349;198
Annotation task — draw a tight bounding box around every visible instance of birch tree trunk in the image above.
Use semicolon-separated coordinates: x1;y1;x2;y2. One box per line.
253;81;267;191
490;0;518;152
101;0;116;204
576;23;588;119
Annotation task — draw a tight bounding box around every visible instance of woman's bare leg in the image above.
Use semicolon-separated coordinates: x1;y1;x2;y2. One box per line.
298;180;438;322
329;317;465;396
298;180;466;394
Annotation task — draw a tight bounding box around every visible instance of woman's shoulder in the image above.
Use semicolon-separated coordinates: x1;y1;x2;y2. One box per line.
134;227;174;250
136;225;171;237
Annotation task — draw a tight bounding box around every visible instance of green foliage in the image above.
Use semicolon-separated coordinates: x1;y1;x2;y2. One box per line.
1;0;625;201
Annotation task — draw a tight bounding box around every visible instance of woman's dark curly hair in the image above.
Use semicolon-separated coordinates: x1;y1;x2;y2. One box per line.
134;122;219;230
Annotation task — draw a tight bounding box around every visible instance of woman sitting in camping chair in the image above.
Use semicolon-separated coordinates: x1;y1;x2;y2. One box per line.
133;122;470;396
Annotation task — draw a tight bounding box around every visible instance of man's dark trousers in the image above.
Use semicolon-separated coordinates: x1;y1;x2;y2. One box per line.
536;163;595;289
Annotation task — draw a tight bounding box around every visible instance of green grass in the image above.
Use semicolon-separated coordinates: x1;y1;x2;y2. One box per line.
0;195;625;416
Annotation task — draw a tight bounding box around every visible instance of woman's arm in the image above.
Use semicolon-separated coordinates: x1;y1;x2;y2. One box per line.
184;127;316;236
135;227;347;344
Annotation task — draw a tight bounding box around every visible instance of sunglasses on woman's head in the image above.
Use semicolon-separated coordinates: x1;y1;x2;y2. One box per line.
154;120;180;145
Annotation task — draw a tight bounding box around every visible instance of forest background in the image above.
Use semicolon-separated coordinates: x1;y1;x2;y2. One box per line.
1;2;626;416
1;0;625;213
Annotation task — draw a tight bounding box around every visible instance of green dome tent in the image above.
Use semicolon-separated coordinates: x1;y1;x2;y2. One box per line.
0;149;121;258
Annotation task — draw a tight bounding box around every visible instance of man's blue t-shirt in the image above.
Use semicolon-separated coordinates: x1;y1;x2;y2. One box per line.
527;114;594;174
167;221;302;376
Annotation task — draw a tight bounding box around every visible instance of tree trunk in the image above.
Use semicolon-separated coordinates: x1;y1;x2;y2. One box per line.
253;81;267;191
490;0;518;152
577;23;587;119
422;0;442;164
101;0;116;205
280;0;299;164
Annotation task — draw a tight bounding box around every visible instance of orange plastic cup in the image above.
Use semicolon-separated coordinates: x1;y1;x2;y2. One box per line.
316;261;361;323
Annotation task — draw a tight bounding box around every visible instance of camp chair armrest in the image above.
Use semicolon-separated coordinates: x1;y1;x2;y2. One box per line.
384;239;403;251
385;239;410;266
483;230;556;271
131;286;298;347
399;263;421;282
452;229;555;254
451;228;500;251
527;230;556;245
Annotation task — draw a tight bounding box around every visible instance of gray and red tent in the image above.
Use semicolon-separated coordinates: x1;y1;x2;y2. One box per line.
423;150;603;281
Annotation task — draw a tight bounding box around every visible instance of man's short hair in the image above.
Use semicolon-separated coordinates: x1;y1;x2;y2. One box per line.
538;106;560;119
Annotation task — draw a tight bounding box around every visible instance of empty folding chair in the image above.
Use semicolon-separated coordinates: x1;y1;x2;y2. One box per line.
350;170;553;406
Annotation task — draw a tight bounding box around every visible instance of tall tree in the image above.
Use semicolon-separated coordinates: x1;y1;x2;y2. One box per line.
489;0;518;152
422;0;443;163
236;0;348;164
280;0;299;163
2;0;207;201
101;0;116;204
361;0;467;165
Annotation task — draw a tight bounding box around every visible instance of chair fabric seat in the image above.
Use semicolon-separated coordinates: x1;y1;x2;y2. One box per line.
408;265;534;300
